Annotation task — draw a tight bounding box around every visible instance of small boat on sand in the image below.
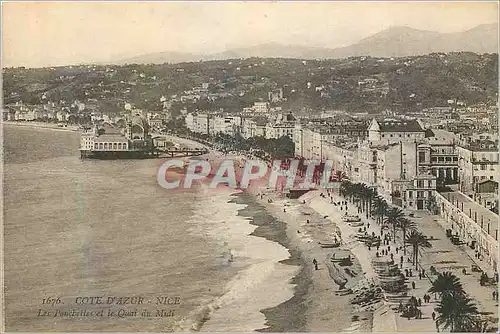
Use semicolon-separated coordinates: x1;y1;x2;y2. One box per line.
319;241;341;248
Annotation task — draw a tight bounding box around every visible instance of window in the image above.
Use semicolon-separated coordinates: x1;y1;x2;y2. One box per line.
428;191;432;197
409;191;413;198
94;143;98;149
490;176;494;180
481;164;486;170
453;157;458;162
99;143;103;149
417;191;424;198
481;176;486;180
417;180;424;188
419;152;426;163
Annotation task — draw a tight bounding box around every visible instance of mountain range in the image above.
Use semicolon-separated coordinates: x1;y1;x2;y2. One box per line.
114;23;498;65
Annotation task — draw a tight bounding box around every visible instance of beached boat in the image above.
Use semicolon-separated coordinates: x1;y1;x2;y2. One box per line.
342;214;361;223
319;240;341;248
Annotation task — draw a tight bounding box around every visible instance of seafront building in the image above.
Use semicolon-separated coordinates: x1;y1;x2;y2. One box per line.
80;113;153;158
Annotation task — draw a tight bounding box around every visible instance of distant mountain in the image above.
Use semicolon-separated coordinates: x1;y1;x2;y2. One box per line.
114;23;498;64
113;51;201;65
328;24;498;58
207;42;335;60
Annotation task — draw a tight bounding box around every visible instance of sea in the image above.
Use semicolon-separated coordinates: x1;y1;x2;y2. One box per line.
2;124;299;332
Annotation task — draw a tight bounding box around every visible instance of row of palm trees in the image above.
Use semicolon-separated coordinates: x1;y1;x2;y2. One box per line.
429;271;487;332
339;180;489;332
340;180;432;269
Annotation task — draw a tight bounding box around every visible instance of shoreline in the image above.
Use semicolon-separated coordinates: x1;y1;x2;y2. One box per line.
242;178;370;332
186;147;377;332
231;192;310;332
3;121;80;132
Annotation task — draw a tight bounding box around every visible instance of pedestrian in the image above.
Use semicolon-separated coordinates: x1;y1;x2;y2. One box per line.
412;281;416;289
388;245;391;252
367;222;370;229
368;245;371;251
396;247;399;254
313;258;318;270
418;298;422;306
432;311;436;321
390;253;394;260
377;245;380;251
492;290;496;300
409;269;413;277
405;269;409;277
435;320;440;332
419;272;422;280
376;252;379;257
400;255;404;263
306;219;309;224
283;208;286;213
421;269;425;276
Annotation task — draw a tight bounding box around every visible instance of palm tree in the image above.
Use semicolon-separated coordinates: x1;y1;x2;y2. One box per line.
383;207;405;242
372;196;389;225
435;291;479;332
428;271;465;297
340;180;353;200
365;188;377;218
334;170;346;182
398;217;417;255
406;231;432;269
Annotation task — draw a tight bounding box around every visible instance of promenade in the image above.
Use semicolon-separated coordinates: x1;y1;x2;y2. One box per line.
308;190;498;332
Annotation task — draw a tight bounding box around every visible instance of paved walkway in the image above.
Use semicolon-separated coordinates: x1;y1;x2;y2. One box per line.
314;191;498;332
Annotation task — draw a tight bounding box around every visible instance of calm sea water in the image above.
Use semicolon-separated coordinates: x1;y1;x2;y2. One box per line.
3;124;296;332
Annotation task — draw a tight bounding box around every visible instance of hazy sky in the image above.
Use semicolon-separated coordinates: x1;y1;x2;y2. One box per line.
2;1;498;68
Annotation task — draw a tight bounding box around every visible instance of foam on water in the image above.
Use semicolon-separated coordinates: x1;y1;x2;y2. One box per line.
179;186;300;332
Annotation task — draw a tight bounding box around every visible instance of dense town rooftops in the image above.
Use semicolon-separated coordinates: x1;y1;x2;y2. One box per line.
459;139;498;151
377;119;424;132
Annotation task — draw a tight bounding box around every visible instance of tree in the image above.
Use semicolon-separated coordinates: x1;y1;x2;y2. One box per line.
372;196;389;225
398;217;417;255
334;170;346;182
384;207;405;242
405;231;432;269
428;271;465;298
427;195;439;214
435;292;479;332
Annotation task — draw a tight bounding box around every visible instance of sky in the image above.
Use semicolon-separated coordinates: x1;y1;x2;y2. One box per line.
2;1;498;68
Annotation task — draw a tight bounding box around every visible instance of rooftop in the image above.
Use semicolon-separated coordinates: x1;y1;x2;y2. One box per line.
94;134;128;143
378;119;424;132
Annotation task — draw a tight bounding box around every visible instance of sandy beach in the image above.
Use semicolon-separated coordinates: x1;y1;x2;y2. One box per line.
163;146;379;331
